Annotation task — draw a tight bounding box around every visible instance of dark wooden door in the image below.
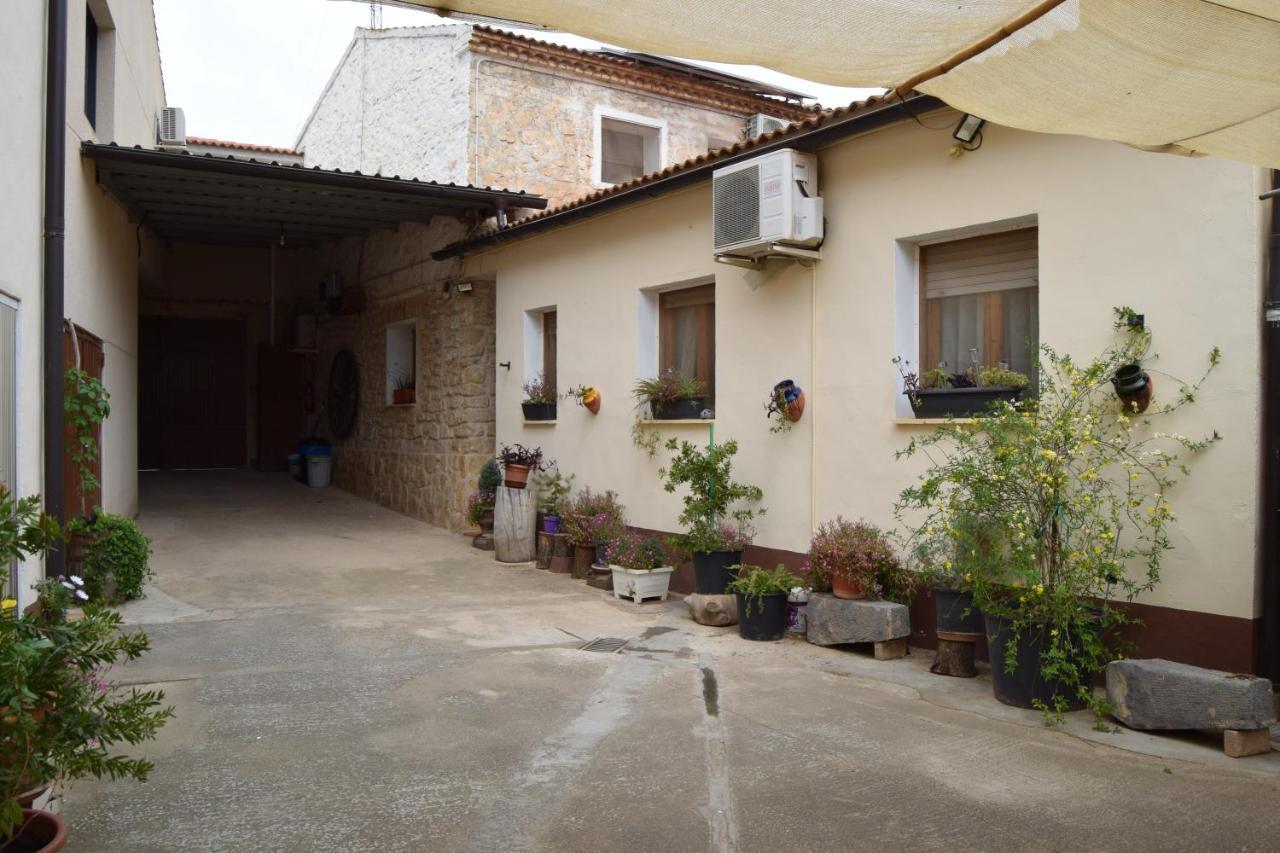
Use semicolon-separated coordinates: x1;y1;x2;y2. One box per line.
139;317;247;469
63;323;104;519
256;343;308;471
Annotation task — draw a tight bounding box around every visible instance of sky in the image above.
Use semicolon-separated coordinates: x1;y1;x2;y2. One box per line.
152;0;879;149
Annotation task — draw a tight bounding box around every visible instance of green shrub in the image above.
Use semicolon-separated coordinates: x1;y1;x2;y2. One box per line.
84;514;152;602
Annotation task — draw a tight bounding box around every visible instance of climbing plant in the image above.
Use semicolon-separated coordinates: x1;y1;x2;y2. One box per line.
64;367;111;521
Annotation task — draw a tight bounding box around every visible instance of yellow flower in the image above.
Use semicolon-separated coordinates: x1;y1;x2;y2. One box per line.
0;598;14;613
1041;449;1058;461
943;561;952;570
963;572;973;583
1034;584;1045;595
1050;628;1059;638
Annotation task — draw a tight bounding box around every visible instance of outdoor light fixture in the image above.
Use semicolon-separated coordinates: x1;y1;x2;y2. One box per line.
456;281;474;294
952;114;986;146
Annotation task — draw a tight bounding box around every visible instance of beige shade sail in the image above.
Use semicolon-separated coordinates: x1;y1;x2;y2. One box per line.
396;0;1280;168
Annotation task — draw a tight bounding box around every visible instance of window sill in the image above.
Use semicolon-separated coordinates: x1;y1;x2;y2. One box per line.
636;419;715;426
895;417;977;426
522;419;557;426
388;403;416;409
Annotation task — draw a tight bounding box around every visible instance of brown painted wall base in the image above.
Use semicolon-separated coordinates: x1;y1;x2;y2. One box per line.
641;528;1262;675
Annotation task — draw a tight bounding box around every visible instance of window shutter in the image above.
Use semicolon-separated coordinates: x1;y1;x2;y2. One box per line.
923;228;1038;300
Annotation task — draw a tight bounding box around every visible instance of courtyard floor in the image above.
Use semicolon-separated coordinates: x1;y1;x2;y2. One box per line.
61;471;1280;851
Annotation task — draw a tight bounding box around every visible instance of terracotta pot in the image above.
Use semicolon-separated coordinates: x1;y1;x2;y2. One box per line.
392;388;415;405
503;464;531;489
831;572;872;600
785;389;806;422
17;780;52;809
66;527;91;579
583;392;601;414
4;809;67;852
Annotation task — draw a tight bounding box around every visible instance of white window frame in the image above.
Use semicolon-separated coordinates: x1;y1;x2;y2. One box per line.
385;320;417;406
593;106;668;188
893;215;1038;419
0;292;20;599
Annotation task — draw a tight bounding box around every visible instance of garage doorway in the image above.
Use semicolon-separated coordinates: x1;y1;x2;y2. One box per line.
139;317;247;469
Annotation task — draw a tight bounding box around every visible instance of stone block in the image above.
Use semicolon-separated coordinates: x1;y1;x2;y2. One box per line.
1223;728;1273;758
1105;659;1277;731
687;593;738;627
805;594;910;647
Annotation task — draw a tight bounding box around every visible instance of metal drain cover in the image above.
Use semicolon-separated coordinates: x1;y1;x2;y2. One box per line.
580;637;628;654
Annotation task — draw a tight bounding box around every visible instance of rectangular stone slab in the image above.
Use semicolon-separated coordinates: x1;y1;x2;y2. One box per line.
806;594;910;646
1106;658;1277;732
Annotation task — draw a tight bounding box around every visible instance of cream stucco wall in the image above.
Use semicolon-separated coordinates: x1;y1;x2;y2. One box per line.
471;112;1265;624
0;1;165;601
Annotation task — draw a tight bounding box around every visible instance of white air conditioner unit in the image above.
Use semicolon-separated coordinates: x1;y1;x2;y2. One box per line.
712;148;823;258
747;113;789;138
156;107;186;148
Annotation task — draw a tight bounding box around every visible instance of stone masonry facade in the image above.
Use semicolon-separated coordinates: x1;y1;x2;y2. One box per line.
314;218;498;531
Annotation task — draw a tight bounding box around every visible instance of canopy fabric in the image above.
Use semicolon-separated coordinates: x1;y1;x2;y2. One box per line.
400;0;1280;168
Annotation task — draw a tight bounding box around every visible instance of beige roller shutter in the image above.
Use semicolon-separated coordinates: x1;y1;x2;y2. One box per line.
923;228;1038;300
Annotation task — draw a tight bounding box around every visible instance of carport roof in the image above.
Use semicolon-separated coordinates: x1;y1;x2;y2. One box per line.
82;142;547;247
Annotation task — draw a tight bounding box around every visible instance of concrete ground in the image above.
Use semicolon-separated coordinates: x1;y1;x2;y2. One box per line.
61;471;1280;852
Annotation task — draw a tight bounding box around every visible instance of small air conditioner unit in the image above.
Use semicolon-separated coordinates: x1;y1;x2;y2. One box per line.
747;113;789;139
712;148;823;258
156;107;186;148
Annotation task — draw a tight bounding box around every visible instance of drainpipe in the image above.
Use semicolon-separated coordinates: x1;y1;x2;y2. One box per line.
43;0;67;577
1261;169;1280;680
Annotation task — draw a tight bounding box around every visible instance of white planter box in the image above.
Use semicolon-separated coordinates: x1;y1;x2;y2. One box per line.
610;565;675;604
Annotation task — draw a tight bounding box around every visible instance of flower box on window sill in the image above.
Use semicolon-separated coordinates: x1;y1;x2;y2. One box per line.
907;386;1022;419
522;402;556;421
649;398;707;420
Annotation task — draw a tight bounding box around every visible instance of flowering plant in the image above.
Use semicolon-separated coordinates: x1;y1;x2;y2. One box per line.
895;310;1220;721
604;532;668;571
632;368;705;408
659;437;765;554
497;444;550;471
802;518;911;602
522;372;556;405
466;490;494;527
561;488;626;546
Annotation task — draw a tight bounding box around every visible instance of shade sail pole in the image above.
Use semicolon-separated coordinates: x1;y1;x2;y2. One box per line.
893;0;1069;97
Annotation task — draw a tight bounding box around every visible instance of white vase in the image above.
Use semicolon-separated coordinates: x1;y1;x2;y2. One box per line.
610;565;675;604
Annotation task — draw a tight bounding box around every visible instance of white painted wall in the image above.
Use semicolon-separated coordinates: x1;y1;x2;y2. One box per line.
296;26;472;183
0;0;165;602
472;114;1266;624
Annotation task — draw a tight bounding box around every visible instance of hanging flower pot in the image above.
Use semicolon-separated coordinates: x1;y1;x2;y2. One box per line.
580;387;601;414
774;380;805;422
1112;364;1153;414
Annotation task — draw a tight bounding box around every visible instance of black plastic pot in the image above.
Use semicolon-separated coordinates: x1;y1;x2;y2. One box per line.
984;613;1088;711
908;387;1021;418
934;587;984;635
652;397;706;420
522;402;556;421
692;550;743;594
736;592;789;641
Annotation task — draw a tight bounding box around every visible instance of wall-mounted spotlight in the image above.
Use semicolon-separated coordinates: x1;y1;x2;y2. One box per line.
953;114;985;145
456;281;474;294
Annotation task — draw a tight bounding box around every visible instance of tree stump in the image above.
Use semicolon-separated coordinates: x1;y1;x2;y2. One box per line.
571;544;595;579
549;534;572;574
930;637;977;678
494;486;537;563
535;532;553;570
687;593;738;627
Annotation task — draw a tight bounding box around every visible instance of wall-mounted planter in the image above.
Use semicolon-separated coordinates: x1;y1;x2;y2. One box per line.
773;380;805;423
651;398;705;420
1112;364;1153;414
907;386;1022;419
522;402;556;421
582;389;601;414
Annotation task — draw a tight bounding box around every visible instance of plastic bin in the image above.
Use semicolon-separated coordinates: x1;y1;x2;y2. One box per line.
306;455;332;488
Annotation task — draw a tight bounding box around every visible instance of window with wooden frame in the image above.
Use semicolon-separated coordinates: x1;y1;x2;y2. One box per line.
541;310;557;394
920;227;1039;386
659;283;715;404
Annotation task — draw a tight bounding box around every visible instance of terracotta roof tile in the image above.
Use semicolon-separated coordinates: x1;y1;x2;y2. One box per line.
186;136;301;156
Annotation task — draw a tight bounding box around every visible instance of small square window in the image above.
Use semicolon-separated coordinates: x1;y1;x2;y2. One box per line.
598;115;662;184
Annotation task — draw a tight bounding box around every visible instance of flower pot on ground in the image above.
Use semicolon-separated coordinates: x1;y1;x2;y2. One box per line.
572;544;595;579
803;518;909;603
607;533;674;603
522;372;557;420
497;444;549;490
543;515;561;534
467;460;501;550
531;468;574;530
895;308;1221;722
2;809;67;852
82;513;152;604
690;521;753;594
561;487;626;553
634;369;707;421
729;565;804;641
1111;363;1153;414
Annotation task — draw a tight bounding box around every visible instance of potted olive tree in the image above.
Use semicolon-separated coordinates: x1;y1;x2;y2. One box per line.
896;310;1220;721
728;564;804;641
659;437;764;595
633;369;706;420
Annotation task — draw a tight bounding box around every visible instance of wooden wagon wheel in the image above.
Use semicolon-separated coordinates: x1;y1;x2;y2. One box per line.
327;349;359;439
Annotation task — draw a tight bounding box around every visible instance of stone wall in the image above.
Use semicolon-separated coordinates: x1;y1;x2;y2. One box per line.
472;57;749;208
314;218;495;531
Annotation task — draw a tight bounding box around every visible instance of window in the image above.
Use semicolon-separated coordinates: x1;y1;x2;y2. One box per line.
659;283;715;405
84;6;98;128
385;321;416;405
0;298;15;598
541;310;557;394
920;227;1039;384
595;108;665;185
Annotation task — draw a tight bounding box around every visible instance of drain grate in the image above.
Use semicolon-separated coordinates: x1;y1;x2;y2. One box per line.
580;637;628;654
